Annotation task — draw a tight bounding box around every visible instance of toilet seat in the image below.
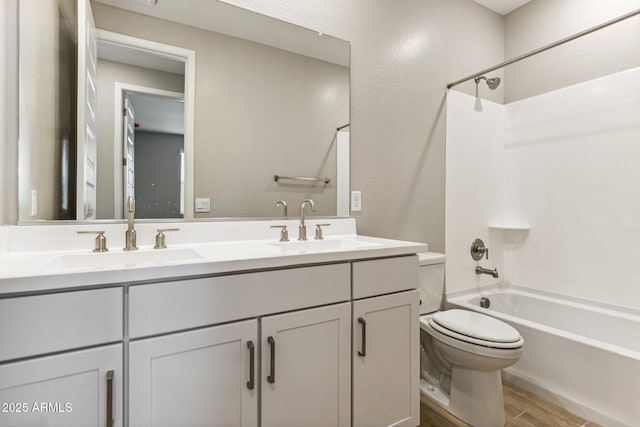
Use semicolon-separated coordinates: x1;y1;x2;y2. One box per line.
422;309;523;349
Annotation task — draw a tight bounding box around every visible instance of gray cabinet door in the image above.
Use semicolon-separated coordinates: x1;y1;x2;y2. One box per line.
0;344;122;427
353;290;420;427
129;319;258;427
261;302;351;427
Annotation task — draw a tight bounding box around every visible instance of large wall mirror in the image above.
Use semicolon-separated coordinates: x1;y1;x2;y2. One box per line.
17;0;350;222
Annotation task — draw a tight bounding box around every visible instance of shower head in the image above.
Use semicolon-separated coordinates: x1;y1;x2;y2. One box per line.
473;75;501;111
474;75;501;90
486;77;501;90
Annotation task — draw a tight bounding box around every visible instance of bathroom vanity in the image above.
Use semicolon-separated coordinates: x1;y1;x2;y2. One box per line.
0;218;425;427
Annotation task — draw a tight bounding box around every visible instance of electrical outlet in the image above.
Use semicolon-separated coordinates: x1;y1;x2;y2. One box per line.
195;198;211;213
351;191;362;212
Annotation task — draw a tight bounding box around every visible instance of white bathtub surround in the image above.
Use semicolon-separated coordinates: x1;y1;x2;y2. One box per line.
448;285;640;427
446;66;640;311
445;90;507;296
446;67;640;427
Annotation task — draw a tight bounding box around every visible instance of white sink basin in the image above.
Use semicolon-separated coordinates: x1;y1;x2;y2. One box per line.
41;248;204;272
269;238;379;253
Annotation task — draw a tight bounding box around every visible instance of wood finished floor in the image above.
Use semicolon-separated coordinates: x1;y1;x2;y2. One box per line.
419;382;602;427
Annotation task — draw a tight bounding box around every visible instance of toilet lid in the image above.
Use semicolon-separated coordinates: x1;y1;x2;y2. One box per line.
431;309;521;344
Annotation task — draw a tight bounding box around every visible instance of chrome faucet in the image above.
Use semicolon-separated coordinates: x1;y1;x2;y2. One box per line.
124;196;138;251
298;199;316;241
476;266;499;278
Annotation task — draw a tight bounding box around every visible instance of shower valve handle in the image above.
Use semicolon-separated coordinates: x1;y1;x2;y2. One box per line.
470;238;489;261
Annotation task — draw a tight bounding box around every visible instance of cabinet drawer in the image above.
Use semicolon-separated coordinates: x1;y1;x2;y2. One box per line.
129;263;350;338
352;255;418;299
0;288;123;362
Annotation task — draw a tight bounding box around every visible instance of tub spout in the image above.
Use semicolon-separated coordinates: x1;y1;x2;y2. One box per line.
476;266;499;278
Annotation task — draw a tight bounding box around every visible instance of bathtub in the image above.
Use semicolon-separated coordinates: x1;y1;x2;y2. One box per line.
446;285;640;427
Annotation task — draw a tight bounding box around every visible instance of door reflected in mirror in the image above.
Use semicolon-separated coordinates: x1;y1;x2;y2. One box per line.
17;0;350;222
124;92;186;219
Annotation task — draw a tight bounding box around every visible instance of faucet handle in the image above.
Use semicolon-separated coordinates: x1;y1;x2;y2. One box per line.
77;230;108;253
470;238;489;260
154;228;180;249
271;225;289;242
314;224;331;240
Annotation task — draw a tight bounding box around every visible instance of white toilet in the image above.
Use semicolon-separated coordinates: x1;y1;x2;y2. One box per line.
418;252;524;427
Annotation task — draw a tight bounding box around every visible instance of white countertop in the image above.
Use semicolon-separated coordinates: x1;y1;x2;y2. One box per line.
0;219;427;295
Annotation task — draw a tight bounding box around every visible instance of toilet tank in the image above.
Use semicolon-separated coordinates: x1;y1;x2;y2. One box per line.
418;252;446;315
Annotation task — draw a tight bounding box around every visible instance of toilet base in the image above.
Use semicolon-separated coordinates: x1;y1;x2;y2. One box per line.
420;378;450;407
420;368;506;427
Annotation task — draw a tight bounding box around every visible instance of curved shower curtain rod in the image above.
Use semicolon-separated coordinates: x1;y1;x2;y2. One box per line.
447;8;640;89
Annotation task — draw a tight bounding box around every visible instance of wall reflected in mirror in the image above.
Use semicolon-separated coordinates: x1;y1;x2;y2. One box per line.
19;0;78;221
17;0;350;222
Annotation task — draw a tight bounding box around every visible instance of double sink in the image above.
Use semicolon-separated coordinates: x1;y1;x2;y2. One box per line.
40;237;380;273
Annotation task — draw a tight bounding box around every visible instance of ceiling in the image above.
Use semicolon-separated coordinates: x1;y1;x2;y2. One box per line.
94;0;350;67
472;0;532;15
95;0;528;135
93;0;351;136
128;93;184;135
98;40;185;75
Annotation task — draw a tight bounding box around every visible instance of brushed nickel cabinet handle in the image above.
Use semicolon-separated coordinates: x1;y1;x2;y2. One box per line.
247;341;255;390
267;336;276;384
358;317;367;357
106;370;114;427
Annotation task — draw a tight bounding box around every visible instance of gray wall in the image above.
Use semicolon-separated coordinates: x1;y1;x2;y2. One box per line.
219;0;505;251
2;0;20;225
504;0;640;103
0;0;7;225
134;131;184;219
18;0;76;220
221;0;640;250
3;0;501;230
92;2;348;219
95;59;184;219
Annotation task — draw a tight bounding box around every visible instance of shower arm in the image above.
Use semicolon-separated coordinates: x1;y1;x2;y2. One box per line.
474;77;483;97
447;8;640;89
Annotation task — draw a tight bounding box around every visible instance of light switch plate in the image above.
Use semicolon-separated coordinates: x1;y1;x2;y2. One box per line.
31;190;38;216
195;198;211;213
